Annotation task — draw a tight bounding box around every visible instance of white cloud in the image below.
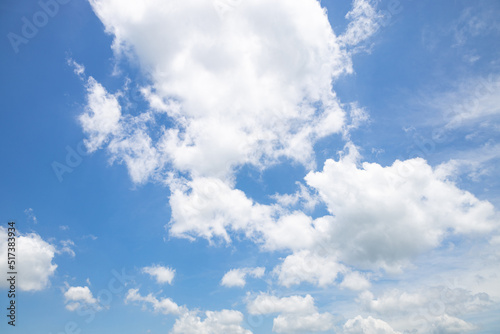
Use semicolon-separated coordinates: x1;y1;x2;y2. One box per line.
221;267;265;288
80;77;122;153
343;316;400;334
340;0;383;47
171;309;251;334
168;177;273;243
125;288;184;315
82;0;352;183
359;290;426;316
247;293;334;333
0;227;57;291
273;250;345;288
340;271;371;291
304;144;498;271
273;312;335;333
168;143;498;287
362;287;493;316
64;286;100;311
108;127;164;184
142;265;175;285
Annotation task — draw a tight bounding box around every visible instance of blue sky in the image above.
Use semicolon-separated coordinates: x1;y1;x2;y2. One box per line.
1;0;499;333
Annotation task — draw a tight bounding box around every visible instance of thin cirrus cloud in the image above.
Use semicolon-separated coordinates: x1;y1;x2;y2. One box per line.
304;144;497;271
247;293;335;333
0;227;57;291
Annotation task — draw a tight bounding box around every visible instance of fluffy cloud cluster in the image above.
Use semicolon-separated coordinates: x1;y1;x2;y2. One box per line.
273;250;344;288
221;267;265;288
142;265;176;285
170;144;497;283
64;286;101;311
168;176;326;251
304;145;497;271
125;288;251;333
0;227;57;291
82;0;354;184
247;293;335;333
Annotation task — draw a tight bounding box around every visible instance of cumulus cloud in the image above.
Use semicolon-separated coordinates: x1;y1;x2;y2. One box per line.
125;288;184;315
305;144;497;271
82;0;353;183
272;183;320;211
273;250;345;288
64;286;101;311
221;267;265;288
76;1;500;329
247;293;334;333
142;265;175;285
273;312;336;333
125;288;251;333
343;316;400;334
431;314;477;333
340;271;371;291
0;227;57;291
247;293;316;315
171;309;251;334
169;143;498;286
168;177;273;243
168;177;324;251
